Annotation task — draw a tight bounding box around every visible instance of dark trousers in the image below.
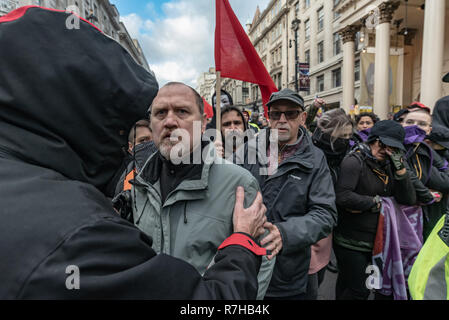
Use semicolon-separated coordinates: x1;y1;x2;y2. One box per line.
305;267;327;300
334;243;372;300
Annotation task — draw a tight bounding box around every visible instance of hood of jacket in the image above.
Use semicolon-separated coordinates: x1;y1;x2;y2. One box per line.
0;7;158;193
434;96;449;129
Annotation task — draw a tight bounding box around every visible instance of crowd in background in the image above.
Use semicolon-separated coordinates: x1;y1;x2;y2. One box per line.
117;81;449;300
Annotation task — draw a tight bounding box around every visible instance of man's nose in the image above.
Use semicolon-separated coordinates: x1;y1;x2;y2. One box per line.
163;110;178;128
279;113;287;122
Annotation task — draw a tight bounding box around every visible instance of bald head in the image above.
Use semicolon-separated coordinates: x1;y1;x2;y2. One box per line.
155;82;204;115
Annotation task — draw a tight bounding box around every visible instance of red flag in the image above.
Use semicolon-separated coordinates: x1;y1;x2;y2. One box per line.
215;0;278;118
203;97;214;119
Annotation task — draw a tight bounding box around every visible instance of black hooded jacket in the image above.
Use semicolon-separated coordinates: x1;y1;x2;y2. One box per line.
434;96;449;129
0;7;261;299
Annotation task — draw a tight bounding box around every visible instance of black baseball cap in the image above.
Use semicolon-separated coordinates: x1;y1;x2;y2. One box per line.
443;72;449;83
428;124;449;149
393;109;409;122
368;120;406;151
266;89;305;110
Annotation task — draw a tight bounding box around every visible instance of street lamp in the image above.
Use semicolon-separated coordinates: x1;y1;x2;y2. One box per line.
290;18;301;92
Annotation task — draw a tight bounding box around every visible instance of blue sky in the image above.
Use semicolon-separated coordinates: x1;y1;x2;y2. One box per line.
109;0;270;88
110;0;166;20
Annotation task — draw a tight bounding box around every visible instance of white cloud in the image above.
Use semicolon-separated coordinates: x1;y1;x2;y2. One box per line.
120;0;270;88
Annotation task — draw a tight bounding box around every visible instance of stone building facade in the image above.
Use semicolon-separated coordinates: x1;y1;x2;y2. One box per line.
202;0;449;119
196;67;217;105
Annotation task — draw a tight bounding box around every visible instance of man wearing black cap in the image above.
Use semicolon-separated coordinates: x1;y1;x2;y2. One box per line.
234;88;337;300
334;120;417;300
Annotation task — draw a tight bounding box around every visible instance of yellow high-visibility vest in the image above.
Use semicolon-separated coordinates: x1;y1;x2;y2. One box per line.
408;215;449;300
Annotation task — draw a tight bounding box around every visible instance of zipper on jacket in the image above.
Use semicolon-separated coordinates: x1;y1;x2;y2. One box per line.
135;198;149;226
184;202;188;224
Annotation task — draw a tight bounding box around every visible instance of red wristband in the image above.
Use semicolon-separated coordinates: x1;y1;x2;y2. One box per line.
218;233;268;256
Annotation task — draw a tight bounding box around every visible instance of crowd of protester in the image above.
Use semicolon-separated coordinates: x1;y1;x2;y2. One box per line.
2;7;448;301
119;68;449;298
115;78;449;300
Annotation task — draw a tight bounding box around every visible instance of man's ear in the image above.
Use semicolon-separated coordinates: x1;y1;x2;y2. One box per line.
300;111;308;126
128;142;133;154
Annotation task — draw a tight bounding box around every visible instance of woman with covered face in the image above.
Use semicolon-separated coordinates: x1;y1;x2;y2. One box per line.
220;106;254;158
308;108;353;299
351;113;379;146
333;120;417;300
401;108;449;241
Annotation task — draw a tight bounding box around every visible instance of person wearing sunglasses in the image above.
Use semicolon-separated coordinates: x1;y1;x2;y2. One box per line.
234;88;337;300
334;120;417;300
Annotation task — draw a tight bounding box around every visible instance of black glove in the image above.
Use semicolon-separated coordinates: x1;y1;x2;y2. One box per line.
389;149;405;172
112;190;134;223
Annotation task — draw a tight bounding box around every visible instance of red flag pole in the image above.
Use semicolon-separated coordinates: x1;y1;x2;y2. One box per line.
215;71;222;140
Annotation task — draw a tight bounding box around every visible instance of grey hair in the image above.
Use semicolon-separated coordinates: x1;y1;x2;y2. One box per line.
317;108;354;143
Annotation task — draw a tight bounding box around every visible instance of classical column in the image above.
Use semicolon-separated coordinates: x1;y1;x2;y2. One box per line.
420;0;446;111
340;25;360;113
373;1;399;120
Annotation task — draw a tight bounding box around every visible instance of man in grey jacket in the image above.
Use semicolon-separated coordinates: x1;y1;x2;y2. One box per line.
132;82;275;299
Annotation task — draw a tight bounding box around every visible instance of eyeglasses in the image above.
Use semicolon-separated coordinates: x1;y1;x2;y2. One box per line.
268;110;302;121
377;140;394;151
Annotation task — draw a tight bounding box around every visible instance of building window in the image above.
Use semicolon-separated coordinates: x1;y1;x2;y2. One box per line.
355;60;360;82
317;75;325;92
355;31;361;51
304;19;310;41
332;68;341;88
305;0;310;9
305;49;310;64
333;32;341;56
333;0;341;19
242;82;249;103
295;2;299;15
317;7;324;32
318;41;324;64
276;73;282;90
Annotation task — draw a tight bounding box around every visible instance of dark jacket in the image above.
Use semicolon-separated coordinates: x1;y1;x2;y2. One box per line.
433;96;449;129
235;127;337;297
404;143;449;240
0;7;262;299
335;145;417;250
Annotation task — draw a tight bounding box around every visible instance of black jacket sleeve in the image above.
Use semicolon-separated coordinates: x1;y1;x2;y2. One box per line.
404;161;434;204
336;155;376;211
275;153;337;253
18;217;261;300
391;170;417;206
426;151;449;194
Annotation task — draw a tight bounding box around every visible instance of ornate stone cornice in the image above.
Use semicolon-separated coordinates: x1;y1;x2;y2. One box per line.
378;1;400;24
339;25;361;44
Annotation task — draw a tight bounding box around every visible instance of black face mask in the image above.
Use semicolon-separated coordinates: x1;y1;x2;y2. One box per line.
312;128;350;156
132;141;158;172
